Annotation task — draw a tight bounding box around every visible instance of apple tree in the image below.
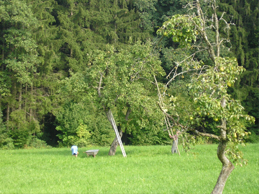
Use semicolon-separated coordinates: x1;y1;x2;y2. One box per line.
61;40;165;156
156;0;255;193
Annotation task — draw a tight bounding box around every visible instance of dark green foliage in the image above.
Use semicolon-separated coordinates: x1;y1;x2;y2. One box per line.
40;113;60;147
0;0;38;84
0;0;42;148
218;0;259;137
8;128;30;148
28;137;50;148
55;100;113;147
129;127;169;145
0;0;257;148
0;110;13;149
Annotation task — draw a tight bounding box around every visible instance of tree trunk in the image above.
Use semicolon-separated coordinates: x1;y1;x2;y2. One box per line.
19;84;22;110
2;23;5;71
6;102;10;130
30;83;33;122
109;126;123;156
211;140;235;194
114;14;117;44
211;98;234;194
25;84;27;119
105;108;126;157
169;132;179;154
171;139;178;154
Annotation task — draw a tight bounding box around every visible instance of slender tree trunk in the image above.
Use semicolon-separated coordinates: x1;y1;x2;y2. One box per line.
114;13;117;44
6;102;10;130
171;139;178;154
25;84;27;119
169;132;179;154
2;23;5;71
11;82;17;130
30;83;33;122
212;140;235;194
212;106;234;194
0;35;3;106
196;0;216;64
13;82;16;109
214;1;220;57
19;84;22;110
17;84;22;129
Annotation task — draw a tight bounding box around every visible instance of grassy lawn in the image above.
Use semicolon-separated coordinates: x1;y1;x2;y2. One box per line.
0;144;258;194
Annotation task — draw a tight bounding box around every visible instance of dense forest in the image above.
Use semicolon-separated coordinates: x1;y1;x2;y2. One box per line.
0;0;258;149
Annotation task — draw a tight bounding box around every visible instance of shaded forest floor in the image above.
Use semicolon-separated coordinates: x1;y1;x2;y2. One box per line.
0;144;258;194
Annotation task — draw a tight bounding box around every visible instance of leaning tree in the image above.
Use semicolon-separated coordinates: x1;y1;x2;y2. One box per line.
155;0;255;193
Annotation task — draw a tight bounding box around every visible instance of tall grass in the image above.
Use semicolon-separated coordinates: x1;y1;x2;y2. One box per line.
0;144;258;194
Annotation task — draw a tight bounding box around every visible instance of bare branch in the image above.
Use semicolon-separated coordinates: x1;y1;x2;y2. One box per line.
213;0;220;57
157;102;176;123
97;73;103;97
166;69;199;87
199;65;209;75
193;129;220;140
153;75;163;105
217;125;227;130
210;89;216;98
114;95;121;104
166;49;206;79
125;106;131;121
194;0;216;64
139;77;156;85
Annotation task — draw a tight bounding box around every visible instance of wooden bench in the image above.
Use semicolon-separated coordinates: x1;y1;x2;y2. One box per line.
85;149;99;157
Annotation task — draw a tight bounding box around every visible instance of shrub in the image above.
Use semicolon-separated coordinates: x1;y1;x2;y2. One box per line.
29;138;51;148
1;138;15;150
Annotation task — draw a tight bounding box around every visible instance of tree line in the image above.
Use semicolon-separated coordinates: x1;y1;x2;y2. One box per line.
0;0;258;150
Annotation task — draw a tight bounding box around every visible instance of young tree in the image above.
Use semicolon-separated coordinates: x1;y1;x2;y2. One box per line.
156;0;255;193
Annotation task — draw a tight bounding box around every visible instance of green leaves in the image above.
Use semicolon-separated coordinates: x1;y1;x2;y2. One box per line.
157;14;201;47
1;0;39;85
60;40;165;146
64;40;164;109
187;56;255;162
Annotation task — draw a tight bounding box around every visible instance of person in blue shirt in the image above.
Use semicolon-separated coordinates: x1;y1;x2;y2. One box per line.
71;145;79;157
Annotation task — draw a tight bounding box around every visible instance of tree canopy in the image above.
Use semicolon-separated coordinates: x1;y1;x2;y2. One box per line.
0;0;257;151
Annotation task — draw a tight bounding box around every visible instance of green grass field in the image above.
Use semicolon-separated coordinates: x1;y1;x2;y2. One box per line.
0;144;258;194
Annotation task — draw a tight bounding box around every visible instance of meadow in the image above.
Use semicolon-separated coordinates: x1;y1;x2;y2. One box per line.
0;144;258;194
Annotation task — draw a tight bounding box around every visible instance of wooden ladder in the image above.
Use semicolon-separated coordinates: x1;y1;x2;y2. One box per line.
107;109;127;157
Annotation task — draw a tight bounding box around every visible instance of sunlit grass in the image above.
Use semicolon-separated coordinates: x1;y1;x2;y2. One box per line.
0;144;258;194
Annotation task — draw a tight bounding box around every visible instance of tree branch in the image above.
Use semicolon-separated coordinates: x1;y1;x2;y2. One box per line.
157;102;176;123
195;0;216;64
97;73;103;97
166;69;199;87
193;129;220;140
125;106;131;121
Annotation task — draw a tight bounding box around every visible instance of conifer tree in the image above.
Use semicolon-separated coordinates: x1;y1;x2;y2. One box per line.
0;0;45;147
218;0;259;136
